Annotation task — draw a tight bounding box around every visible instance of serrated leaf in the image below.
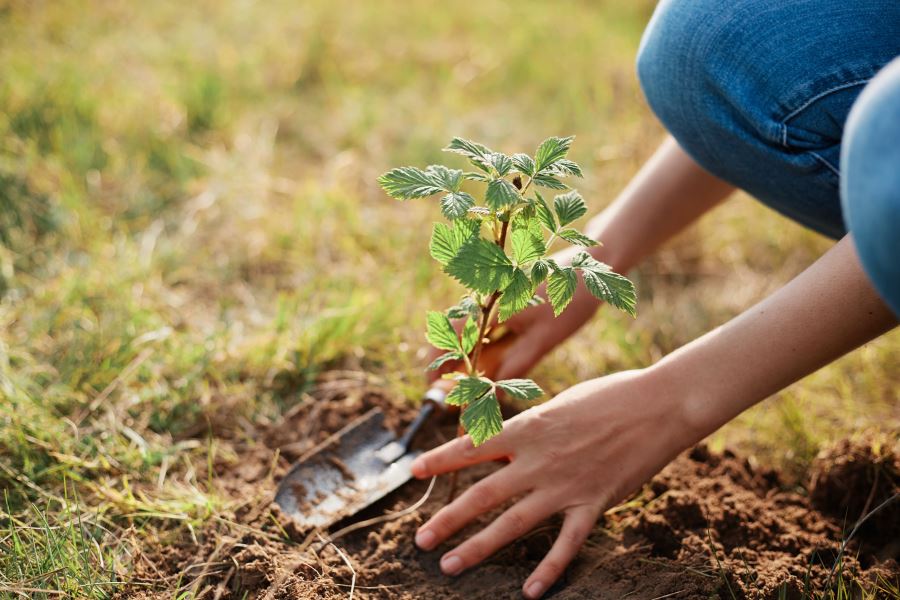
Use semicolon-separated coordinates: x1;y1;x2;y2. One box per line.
558;228;598;247
511;153;535;176
426;311;462;352
489;153;513;176
462;390;503;446
498;268;534;322
444;137;494;172
445;237;515;294
378;166;444;199
547;267;577;316
530;259;550;285
447;296;480;320
553;190;587;226
461;316;479;354
510;229;546;265
446;376;492;407
535;135;574;172
485;178;520;210
496;378;543;400
427;352;462;371
532;173;568;190
552;158;583;178
429;220;479;265
534;192;557;232
572;252;637;317
464;171;490;182
441;191;476;220
425;164;463;191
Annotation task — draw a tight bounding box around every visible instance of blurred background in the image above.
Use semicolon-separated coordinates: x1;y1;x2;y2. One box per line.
1;0;897;593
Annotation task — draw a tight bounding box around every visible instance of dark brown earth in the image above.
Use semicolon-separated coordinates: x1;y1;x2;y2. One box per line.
117;376;899;599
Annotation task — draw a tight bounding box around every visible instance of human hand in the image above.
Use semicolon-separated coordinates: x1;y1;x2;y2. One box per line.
411;368;693;599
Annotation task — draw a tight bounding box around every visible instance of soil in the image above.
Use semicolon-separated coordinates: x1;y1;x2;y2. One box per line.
118;376;899;599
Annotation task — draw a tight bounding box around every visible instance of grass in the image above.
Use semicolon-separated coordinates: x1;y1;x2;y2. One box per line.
0;0;897;597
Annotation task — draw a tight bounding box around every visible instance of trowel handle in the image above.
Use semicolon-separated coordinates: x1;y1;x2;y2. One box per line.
396;386;447;453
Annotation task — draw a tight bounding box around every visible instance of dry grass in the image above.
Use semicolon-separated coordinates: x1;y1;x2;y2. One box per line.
0;0;896;597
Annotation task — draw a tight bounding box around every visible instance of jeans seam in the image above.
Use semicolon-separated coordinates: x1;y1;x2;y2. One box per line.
808;151;841;178
779;79;872;148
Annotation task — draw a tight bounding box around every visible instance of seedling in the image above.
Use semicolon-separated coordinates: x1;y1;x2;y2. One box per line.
379;136;636;446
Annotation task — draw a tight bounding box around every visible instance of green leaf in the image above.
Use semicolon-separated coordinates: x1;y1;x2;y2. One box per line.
510;229;546;265
496;378;543;401
534;193;557;232
511;153;535;176
426;311;461;352
447;296;480;320
378;166;444;199
553;190;587;226
461;316;479;354
441;191;476;220
429;220;479;265
445;237;515;294
462;390;503;446
446;376;492;407
530;259;550;285
532;173;568;190
547;267;577;316
464;171;491;182
572;252;637;317
425;164;463;191
485;178;520;210
535;135;574;172
553;158;583;178
489;153;513;176
558;228;598;247
527;294;545;307
427;352;462;371
498;268;534;322
444;137;494;172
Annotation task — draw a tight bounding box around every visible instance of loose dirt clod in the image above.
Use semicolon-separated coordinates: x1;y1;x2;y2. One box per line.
116;384;899;599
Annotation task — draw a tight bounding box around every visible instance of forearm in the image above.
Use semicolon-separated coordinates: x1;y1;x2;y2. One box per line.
654;235;897;441
582;136;734;272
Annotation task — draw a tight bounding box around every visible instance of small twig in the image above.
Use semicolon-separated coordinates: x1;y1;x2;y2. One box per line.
317;533;356;600
319;476;437;549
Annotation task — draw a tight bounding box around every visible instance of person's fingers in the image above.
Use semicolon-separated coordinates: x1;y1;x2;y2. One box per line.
522;505;600;599
415;465;527;551
437;493;555;576
410;428;512;478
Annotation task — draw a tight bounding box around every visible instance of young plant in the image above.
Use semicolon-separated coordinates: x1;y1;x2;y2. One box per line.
378;136;636;446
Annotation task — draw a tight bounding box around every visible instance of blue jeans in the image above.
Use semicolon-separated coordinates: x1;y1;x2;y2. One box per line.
636;0;900;317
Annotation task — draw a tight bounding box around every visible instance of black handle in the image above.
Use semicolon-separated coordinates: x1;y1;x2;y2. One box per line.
397;401;437;453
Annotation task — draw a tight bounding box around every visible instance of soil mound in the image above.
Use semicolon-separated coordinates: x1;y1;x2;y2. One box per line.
117;380;899;599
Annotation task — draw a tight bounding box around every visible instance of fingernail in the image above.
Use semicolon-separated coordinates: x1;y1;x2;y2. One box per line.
410;458;426;478
440;554;463;576
525;580;546;599
415;529;436;550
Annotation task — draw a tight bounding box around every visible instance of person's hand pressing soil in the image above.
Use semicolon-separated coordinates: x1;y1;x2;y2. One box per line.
411;369;689;599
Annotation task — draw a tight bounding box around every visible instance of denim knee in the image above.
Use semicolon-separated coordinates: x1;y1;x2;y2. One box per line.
637;0;900;238
841;58;900;318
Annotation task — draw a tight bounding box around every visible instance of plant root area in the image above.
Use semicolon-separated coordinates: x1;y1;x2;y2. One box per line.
118;380;899;599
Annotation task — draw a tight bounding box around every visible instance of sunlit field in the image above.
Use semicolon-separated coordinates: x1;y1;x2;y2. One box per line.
1;0;897;596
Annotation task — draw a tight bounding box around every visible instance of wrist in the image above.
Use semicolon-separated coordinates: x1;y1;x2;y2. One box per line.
641;360;717;449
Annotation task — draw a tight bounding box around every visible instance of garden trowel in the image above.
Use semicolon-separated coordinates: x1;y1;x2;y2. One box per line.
274;385;448;530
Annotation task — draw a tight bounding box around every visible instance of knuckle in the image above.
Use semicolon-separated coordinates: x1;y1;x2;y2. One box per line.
561;523;590;546
539;557;567;580
469;481;498;511
461;538;488;563
430;508;459;538
499;510;529;539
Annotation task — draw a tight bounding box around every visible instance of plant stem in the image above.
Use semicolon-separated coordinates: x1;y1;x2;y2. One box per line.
448;218;510;503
